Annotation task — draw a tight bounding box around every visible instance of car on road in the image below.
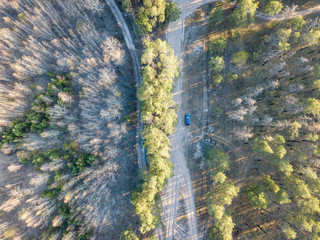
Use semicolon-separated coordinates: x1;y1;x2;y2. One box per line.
185;114;190;125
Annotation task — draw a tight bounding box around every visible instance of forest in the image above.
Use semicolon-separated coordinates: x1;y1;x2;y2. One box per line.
0;0;139;239
1;0;320;239
200;0;320;239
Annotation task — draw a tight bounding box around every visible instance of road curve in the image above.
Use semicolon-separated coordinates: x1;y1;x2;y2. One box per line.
256;4;320;21
159;0;218;239
104;0;146;169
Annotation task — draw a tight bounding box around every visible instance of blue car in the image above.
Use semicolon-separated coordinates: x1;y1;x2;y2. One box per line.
185;114;190;125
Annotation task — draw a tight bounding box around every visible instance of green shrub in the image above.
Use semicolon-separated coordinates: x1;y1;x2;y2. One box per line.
213;74;223;85
233;51;249;66
288;16;306;31
210;7;224;24
209;38;226;54
231;0;258;27
209;56;225;72
40;188;62;200
245;184;268;209
263;1;283;15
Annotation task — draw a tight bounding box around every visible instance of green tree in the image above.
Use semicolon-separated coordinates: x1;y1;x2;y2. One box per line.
164;2;181;26
245;184;268;209
264;1;283;15
314;64;320;78
213;74;223;85
304;98;320;116
313;79;320;91
275;189;291;204
301;29;320;46
263;175;280;193
288;16;306;31
209;38;226;54
209;56;225;72
133;39;179;234
206;148;230;172
231;0;259;27
279;41;290;52
207;204;225;220
136;0;167;33
215;214;234;240
282;223;297;239
278;159;294;176
298;197;320;214
274;134;285;144
273;145;286;159
213;182;240;205
285;175;312;199
210;7;224;24
120;226;139;240
289;121;301;139
233;51;249;66
253;138;274;155
213;171;227;184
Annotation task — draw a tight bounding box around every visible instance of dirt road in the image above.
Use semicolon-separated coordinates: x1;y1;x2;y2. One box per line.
158;0;217;239
104;0;146;169
256;4;320;21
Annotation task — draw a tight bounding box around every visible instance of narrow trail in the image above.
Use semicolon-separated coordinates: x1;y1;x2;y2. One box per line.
256;4;320;21
104;0;146;169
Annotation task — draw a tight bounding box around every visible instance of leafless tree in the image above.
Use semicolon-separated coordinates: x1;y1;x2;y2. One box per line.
232;126;254;141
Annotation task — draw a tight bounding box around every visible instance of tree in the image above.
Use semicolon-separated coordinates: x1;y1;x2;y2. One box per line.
285;175;312;199
298;197;320;214
253;139;274;155
206;148;230;172
273;145;287;159
274;134;285;144
278;159;293;176
164;2;181;25
120;226;139;240
279;41;290;52
263;175;280;193
231;0;259;27
213;172;227;184
289;121;301;139
313;79;320;91
313;64;320;78
209;56;225;72
210;7;224;24
207;204;225;220
264;1;283;15
233;51;249;66
136;0;167;32
275;189;291;204
209;38;226;54
288;16;306;31
301;29;320;46
245;184;268;209
214;182;240;205
133;39;179;233
304;98;320;116
282;223;297;239
213;74;223;85
215;214;234;240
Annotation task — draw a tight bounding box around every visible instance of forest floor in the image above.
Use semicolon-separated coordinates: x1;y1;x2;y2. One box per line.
181;0;320;239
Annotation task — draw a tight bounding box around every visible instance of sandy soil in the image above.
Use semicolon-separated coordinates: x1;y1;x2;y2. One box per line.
157;0;218;239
